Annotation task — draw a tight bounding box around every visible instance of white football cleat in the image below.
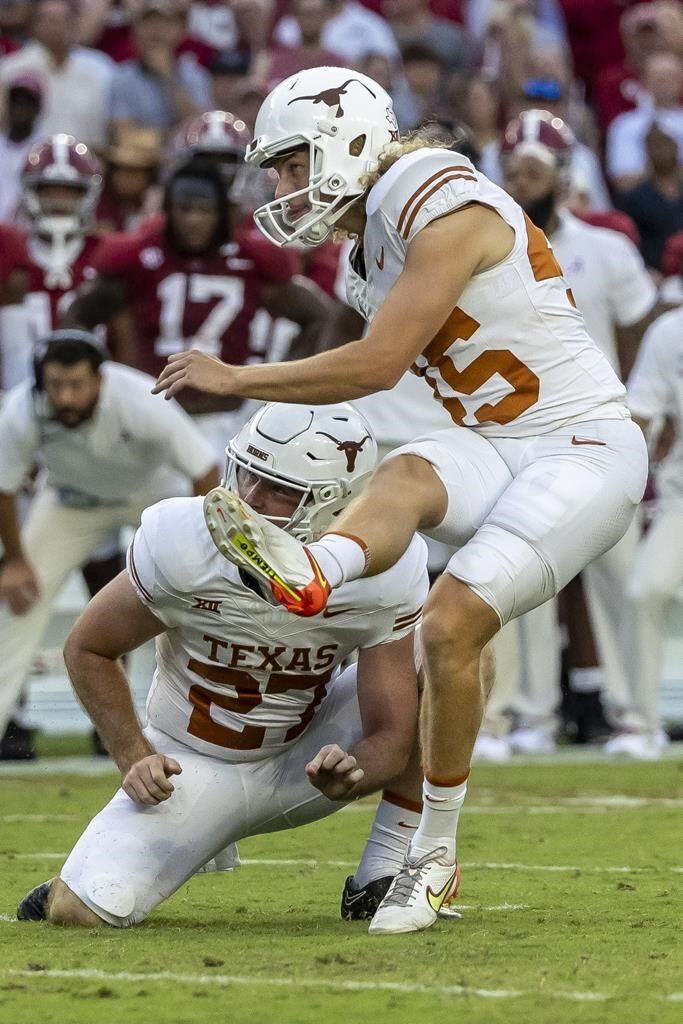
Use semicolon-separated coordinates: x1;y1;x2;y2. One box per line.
603;731;665;761
472;731;512;763
508;726;556;755
368;846;460;935
196;843;241;875
203;487;330;616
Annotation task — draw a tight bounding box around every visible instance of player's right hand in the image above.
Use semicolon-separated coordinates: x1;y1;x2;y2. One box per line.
122;754;183;806
0;558;40;614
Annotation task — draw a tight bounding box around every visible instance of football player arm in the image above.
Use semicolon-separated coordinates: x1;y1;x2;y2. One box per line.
153;204;512;402
62;274;127;331
615;303;661;382
0;491;40;614
63;572;178;803
306;632;418;801
192;464;221;495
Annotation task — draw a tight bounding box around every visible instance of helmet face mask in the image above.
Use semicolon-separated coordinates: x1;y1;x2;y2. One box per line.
21;134;102;240
224;402;377;542
246;67;398;248
251;136;358;247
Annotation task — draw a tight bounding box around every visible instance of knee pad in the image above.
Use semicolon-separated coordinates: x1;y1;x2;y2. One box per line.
445;524;555;626
82;875;138;928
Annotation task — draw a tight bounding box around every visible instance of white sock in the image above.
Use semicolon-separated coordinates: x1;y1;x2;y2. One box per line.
569;666;606;693
410;777;468;863
353;791;422;888
309;533;368;589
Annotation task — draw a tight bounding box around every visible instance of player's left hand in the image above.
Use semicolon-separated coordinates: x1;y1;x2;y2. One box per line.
122;754;183;806
152;350;236;400
306;744;365;801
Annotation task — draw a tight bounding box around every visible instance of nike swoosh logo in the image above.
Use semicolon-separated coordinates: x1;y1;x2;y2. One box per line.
375;246;384;270
342;890;366;906
398;821;418;830
571;436;606;446
426;869;458;914
322;606;358;618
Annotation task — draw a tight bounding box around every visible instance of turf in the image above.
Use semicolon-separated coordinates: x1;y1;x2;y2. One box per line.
0;756;680;1024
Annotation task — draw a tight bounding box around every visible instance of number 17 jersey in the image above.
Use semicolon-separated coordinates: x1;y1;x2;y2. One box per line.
346;148;627;438
90;218;301;385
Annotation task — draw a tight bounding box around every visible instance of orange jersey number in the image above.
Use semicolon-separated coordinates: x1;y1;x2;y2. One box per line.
412;216;570;427
413;306;540;426
186;659;333;751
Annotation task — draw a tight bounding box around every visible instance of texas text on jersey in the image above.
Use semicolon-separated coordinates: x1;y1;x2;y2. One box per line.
127;496;428;762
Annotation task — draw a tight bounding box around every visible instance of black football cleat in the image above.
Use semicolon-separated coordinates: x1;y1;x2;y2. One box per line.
340;874;394;921
0;720;36;761
17;879;53;921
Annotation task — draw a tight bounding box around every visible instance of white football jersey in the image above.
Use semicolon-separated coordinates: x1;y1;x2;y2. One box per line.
550;210;656;375
127;496;428;762
345;148;628;438
628;308;683;499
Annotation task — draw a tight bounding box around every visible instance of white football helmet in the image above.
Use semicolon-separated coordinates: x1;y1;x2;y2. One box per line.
224;402;377;542
245;66;398;247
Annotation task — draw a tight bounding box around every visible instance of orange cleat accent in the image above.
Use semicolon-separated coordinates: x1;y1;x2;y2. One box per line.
270;549;331;617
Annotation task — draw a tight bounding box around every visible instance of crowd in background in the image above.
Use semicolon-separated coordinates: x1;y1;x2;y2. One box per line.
0;0;682;763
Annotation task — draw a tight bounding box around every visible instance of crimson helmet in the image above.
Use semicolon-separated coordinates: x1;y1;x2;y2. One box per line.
21;133;102;237
501;109;574;171
169;110;251;182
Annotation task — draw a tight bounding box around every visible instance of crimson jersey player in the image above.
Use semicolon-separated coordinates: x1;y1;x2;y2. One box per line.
17;134;103;344
0;222;33;390
67;160;331;455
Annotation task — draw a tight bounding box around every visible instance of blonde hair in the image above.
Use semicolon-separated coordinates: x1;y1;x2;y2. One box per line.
360;131;455;191
334;131;456;241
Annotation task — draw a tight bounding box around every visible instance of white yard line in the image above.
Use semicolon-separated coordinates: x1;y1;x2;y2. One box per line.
10;853;681;874
3;967;614;1002
0;743;681;778
1;800;680;824
1;815;79;823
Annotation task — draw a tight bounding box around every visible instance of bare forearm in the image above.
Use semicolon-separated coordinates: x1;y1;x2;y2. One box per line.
348;729;412;797
192;465;221;495
0;492;24;560
230;340;394;403
63;646;152;774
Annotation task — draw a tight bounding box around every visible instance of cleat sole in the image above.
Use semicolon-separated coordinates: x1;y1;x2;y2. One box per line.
203;488;306;602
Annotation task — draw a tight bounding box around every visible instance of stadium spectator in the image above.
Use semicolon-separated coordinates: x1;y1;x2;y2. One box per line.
273;0;400;63
0;71;45;221
454;72;503;182
465;0;567;51
108;0;211;135
606;51;683;191
594;1;683;133
259;0;343;90
0;0;30;58
0;0;114;149
207;49;251;112
393;42;444;131
382;0;469;72
0;328;220;738
617;123;683;271
96;125;162;232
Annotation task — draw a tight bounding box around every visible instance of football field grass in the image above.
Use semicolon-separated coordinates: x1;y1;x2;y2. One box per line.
0;748;680;1024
